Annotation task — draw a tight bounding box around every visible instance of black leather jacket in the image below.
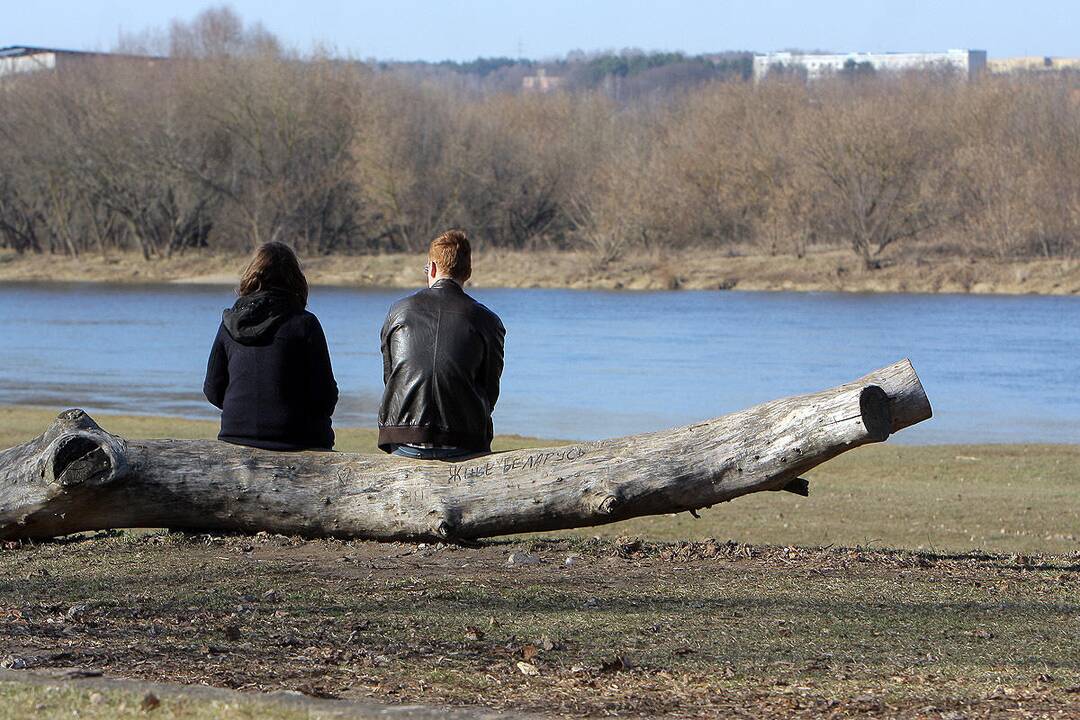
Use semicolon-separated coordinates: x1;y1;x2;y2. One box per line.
378;279;505;453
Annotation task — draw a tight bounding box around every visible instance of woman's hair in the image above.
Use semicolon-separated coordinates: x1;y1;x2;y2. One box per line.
238;242;309;307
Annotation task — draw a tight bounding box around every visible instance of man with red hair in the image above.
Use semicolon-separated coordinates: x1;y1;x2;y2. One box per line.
377;229;505;460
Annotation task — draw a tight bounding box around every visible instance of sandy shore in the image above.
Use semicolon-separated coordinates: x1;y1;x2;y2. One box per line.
1;248;1078;295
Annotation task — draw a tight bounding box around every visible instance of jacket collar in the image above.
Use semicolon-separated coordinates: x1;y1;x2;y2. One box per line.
430;278;464;292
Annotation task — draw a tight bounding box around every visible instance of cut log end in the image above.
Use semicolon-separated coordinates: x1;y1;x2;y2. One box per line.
859;385;892;442
868;358;932;433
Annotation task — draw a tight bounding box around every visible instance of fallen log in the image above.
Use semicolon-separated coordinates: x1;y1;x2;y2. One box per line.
0;359;931;542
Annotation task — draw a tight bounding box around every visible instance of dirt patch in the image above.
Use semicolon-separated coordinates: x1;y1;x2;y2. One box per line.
2;532;1077;718
1;248;1078;296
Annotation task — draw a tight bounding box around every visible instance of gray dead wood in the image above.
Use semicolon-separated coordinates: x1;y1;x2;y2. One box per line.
0;359;931;542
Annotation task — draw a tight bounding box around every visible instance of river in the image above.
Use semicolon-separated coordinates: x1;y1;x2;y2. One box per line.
1;283;1077;444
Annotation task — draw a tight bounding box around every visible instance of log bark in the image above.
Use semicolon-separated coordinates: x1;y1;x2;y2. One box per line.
0;359;931;542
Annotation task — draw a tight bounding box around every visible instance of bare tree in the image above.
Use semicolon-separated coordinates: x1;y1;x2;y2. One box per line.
798;78;959;268
3;10;1080;266
352;79;468;251
169;6;282;59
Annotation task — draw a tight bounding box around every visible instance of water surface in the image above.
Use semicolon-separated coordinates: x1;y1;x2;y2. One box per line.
0;283;1077;444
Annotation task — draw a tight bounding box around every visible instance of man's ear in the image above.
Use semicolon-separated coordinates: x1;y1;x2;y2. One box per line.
429;261;438;280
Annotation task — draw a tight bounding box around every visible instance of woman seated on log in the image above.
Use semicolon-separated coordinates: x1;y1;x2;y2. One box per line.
203;242;338;451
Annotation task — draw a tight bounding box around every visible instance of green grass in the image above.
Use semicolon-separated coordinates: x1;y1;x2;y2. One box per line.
571;443;1080;554
0;683;327;720
0;405;544;456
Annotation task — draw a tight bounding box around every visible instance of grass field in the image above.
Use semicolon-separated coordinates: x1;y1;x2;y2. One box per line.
0;678;376;720
2;406;1078;718
2;535;1078;718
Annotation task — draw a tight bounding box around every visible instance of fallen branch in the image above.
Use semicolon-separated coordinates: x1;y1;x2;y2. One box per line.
0;359;931;541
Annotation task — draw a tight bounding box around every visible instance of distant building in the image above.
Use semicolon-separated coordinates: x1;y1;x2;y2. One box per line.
988;56;1080;74
522;68;564;92
752;49;987;82
0;46;162;79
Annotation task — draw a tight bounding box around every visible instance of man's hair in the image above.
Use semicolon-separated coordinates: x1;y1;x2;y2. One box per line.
429;229;472;282
238;241;309;308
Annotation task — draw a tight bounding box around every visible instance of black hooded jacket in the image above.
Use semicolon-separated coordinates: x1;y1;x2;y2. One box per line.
203;291;338;451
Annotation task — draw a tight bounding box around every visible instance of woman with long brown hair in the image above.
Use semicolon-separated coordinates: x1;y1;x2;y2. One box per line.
203;242;338;450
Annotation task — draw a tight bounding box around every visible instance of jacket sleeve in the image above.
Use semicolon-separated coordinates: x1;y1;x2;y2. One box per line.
306;316;339;416
484;318;505;411
202;324;229;410
380;310;394;386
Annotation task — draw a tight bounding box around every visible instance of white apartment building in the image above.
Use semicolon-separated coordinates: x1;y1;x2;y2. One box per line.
752;49;987;82
0;46;162;79
0;47;60;77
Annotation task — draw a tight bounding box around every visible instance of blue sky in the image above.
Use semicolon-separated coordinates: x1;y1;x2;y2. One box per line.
4;1;1079;61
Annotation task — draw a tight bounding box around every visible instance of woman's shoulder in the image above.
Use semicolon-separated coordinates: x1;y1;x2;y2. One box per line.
284;309;326;336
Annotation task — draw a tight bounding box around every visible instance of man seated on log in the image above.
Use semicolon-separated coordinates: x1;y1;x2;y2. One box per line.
377;229;505;461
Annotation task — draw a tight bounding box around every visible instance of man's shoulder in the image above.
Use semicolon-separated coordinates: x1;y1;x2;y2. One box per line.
470;299;504;332
388;287;434;316
453;287;503;331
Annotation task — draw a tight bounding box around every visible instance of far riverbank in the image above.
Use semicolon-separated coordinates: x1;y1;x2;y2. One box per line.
1;248;1078;295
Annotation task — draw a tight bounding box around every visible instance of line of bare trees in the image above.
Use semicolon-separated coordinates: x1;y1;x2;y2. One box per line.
2;12;1079;266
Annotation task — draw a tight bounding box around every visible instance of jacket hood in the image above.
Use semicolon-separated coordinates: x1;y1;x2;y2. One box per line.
222;290;302;344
